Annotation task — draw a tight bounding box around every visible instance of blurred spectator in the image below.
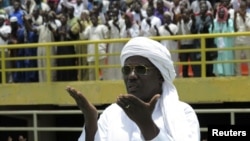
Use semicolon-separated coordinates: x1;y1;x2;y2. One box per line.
155;11;180;77
190;0;212;14
9;0;26;26
106;7;125;80
154;0;169;24
7;136;12;141
120;12;140;38
209;6;235;76
177;8;195;78
191;1;216;77
23;15;39;82
74;10;90;81
234;1;250;76
0;14;11;83
82;11;109;80
62;0;88;19
140;6;161;37
18;135;26;141
55;13;77;81
24;11;60;82
126;0;146;25
8;16;25;83
24;0;36;15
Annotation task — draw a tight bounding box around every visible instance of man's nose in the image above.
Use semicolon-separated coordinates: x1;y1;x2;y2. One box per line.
128;68;137;79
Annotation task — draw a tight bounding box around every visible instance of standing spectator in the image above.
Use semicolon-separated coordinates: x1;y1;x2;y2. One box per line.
177;8;195;77
73;10;90;81
234;1;250;76
82;11;109;80
120;12;140;38
230;0;241;10
24;11;60;82
23;15;39;82
56;14;77;81
220;0;235;19
9;0;26;27
190;0;212;14
31;6;43;26
191;2;216;77
62;0;88;19
105;8;125;80
140;6;161;37
8;16;25;83
127;0;146;25
154;0;169;24
24;0;36;15
0;14;11;83
155;11;180;77
209;6;235;76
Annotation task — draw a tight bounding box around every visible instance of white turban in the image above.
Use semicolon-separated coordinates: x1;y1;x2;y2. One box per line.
10;16;18;22
120;37;194;141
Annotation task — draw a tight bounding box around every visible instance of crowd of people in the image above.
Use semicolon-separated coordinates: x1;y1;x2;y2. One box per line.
0;0;249;83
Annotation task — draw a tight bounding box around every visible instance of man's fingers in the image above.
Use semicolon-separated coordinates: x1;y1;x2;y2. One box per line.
116;94;131;109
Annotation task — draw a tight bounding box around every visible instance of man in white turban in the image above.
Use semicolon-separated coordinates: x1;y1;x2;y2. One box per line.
66;37;200;141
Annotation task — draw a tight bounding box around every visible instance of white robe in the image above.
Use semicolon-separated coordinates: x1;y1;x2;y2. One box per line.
105;19;125;80
140;16;161;37
158;23;179;77
78;101;199;141
83;25;109;62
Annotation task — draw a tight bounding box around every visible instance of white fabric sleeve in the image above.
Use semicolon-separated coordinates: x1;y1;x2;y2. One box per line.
77;126;86;141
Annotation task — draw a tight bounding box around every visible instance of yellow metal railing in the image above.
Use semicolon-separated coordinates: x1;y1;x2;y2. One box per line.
1;32;250;105
1;32;250;84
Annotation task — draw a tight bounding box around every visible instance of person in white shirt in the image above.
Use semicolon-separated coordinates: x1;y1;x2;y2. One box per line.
177;8;195;77
155;11;180;77
230;0;241;10
82;11;109;80
233;1;250;76
105;8;125;80
120;12;140;38
126;0;147;25
140;6;162;37
0;14;11;83
62;0;88;18
66;37;200;141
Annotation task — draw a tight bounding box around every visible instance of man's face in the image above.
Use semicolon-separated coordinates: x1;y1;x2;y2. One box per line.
122;56;163;102
146;7;153;17
90;15;98;26
13;1;20;10
218;9;225;19
200;3;208;14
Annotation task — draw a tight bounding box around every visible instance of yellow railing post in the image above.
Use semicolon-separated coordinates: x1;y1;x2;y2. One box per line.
94;43;99;81
0;47;6;84
46;45;51;83
200;37;206;78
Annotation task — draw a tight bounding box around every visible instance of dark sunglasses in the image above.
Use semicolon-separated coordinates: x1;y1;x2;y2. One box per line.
121;65;156;75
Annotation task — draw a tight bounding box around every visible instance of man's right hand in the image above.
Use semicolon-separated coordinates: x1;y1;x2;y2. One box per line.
66;86;98;120
66;86;98;141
